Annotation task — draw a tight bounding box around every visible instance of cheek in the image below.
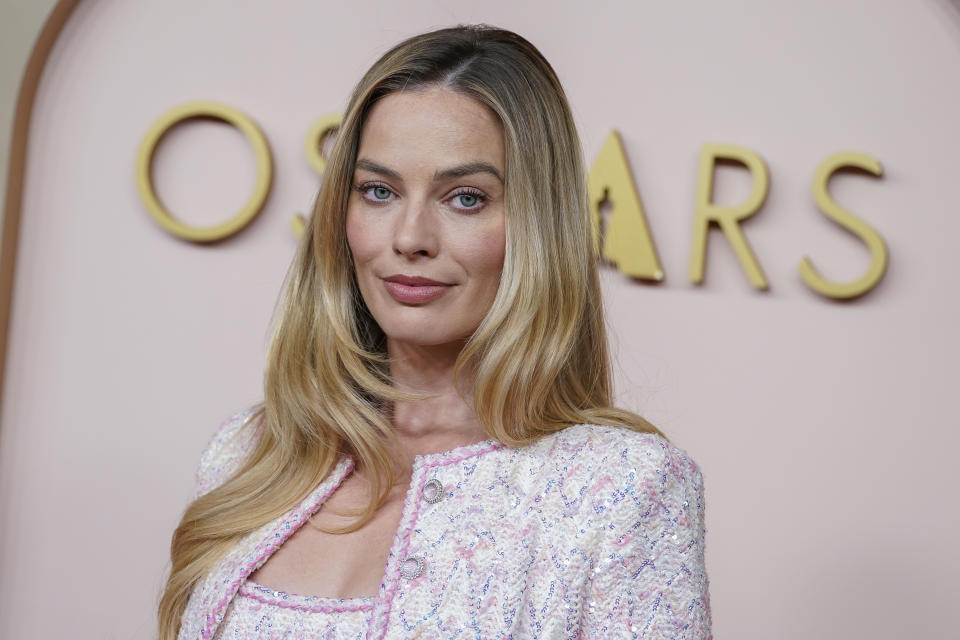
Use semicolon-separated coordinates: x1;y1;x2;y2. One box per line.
459;220;506;284
345;207;377;268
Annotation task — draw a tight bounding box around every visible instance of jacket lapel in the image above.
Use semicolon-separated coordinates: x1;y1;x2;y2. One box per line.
178;456;355;640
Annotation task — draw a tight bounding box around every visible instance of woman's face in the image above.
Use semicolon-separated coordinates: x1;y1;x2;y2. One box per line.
346;87;507;348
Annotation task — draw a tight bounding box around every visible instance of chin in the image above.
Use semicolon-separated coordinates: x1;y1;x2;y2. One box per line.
371;309;477;348
363;290;489;349
378;324;472;348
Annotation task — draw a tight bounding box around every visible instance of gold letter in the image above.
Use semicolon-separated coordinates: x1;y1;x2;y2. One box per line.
799;152;886;299
136;101;273;243
293;112;344;237
587;131;664;281
689;143;770;290
304;112;342;176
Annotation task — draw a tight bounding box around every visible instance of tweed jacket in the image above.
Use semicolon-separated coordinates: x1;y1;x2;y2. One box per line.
178;405;712;639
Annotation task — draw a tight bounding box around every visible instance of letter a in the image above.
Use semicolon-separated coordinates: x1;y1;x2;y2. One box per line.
587;131;664;281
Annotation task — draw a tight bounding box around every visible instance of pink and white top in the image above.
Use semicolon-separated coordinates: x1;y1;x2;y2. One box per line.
214;579;372;639
180;404;712;640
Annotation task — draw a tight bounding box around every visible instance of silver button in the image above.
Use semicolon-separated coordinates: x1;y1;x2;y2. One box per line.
399;555;424;579
422;478;444;504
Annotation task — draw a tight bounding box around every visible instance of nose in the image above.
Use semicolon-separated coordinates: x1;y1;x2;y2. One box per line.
392;198;438;259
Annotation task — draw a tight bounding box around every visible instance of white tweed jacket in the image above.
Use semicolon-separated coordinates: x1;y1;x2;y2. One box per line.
177;405;712;639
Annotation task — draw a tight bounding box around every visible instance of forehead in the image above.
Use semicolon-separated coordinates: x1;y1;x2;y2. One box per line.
356;88;505;170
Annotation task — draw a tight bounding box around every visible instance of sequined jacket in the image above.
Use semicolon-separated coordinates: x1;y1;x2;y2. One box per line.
177;405;712;639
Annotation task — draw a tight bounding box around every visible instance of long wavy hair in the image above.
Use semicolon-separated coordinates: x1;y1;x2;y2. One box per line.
158;24;660;639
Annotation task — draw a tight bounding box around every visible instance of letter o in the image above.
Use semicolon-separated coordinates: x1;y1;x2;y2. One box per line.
135;101;273;243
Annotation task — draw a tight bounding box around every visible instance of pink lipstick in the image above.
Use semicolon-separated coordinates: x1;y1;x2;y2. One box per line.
383;274;451;304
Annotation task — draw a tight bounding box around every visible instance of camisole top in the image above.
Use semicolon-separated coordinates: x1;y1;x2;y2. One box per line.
213;579;374;639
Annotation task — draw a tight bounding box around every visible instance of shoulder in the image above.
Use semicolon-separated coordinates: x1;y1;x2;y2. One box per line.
528;422;703;488
193;402;265;498
522;423;706;525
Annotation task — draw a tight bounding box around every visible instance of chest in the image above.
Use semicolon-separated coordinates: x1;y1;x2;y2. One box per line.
248;473;411;599
189;445;604;640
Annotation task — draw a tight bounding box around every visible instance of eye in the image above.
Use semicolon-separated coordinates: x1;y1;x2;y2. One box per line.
354;182;395;204
455;193;478;208
449;188;488;211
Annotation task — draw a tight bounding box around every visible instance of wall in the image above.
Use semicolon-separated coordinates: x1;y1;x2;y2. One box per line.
2;1;959;638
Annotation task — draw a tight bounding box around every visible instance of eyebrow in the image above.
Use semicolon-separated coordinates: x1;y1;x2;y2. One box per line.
435;162;504;184
355;159;504;184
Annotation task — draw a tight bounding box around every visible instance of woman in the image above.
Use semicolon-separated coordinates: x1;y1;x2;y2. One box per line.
159;24;711;640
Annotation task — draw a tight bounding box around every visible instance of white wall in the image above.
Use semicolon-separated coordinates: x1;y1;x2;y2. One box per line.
2;1;958;637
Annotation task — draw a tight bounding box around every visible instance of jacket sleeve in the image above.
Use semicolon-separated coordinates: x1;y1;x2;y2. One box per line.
579;435;712;639
193;403;264;499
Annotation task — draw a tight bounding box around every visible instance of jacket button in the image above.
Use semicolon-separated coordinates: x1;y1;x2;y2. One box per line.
422;478;444;504
400;555;424;580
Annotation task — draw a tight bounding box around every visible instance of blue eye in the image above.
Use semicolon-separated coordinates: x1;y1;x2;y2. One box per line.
451;190;486;211
372;186;391;200
456;193;478;207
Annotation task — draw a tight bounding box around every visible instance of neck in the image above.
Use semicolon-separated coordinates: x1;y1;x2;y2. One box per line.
386;338;488;450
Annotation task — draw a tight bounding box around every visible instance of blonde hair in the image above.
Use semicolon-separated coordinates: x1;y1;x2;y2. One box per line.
158;24;660;639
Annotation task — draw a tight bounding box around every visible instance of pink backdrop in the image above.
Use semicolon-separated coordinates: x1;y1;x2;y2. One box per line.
2;1;958;638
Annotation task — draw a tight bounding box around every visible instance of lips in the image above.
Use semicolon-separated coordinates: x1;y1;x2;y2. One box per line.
382;274;452;304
